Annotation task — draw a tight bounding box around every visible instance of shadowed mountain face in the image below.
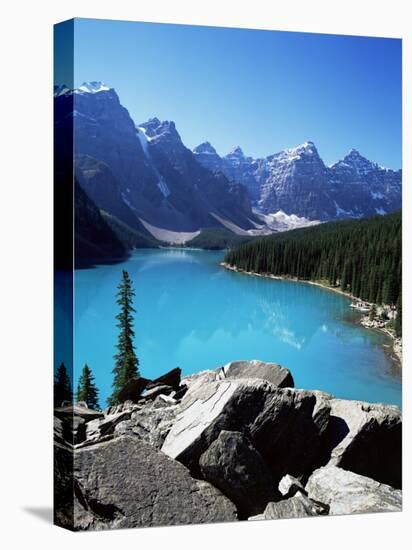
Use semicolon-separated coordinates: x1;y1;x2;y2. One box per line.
194;141;402;221
74;180;127;265
54;83;257;234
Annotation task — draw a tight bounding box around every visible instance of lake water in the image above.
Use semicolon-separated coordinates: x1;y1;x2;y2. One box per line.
74;249;401;407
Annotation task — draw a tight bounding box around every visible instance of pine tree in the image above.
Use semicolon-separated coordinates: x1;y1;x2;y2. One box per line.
54;362;72;407
76;364;100;410
108;270;140;405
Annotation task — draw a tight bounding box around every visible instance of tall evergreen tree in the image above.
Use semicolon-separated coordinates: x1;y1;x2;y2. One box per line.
54;362;72;407
108;270;140;405
76;364;100;410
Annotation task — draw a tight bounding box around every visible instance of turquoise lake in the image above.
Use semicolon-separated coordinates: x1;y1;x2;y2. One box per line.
73;249;401;407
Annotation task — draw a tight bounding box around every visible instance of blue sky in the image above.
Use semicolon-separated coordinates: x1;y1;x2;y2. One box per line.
57;18;401;168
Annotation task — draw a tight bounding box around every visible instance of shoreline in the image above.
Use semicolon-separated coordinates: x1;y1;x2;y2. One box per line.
220;262;402;365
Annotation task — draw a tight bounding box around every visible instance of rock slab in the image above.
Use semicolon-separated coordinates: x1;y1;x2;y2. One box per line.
306;466;402;515
60;436;237;530
219;360;294;388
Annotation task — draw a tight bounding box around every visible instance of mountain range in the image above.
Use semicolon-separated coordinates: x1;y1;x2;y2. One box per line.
54;82;402;252
55;82;258;246
193;141;402;221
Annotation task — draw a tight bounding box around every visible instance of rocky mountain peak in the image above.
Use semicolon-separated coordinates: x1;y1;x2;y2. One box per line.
139;118;180;141
54;81;112;97
334;148;379;176
193;142;218;155
226;145;245;159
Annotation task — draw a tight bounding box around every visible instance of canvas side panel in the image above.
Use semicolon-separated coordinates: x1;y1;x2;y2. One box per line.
53;19;75;531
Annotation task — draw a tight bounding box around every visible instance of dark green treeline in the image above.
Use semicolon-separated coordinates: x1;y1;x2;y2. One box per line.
225;210;401;317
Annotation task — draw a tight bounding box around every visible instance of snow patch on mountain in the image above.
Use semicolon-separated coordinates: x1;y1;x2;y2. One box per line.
210;210;320;236
256;210;321;231
333;201;355;218
136;127;151;157
157;178;171;198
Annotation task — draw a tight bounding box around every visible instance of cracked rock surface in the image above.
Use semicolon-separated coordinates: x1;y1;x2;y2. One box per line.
306;466;402;515
58;436;237;530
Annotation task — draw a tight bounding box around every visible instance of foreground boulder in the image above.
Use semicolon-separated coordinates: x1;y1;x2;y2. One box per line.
56;436;237;530
306;466;402;515
199;430;280;518
217;360;294;388
322;398;402;488
249;492;329;521
162;379;330;481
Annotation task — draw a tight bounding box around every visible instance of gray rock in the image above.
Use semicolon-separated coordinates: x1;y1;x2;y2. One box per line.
278;474;307;498
181;370;218;389
140;384;174;400
129;402;179;448
152;394;177;408
306;466;402;515
84;411;132;444
219;360;294;388
199;430;280;518
71;416;87;445
323;398;402;488
252;493;329;520
248;387;331;482
162;379;330;481
71;436;237;530
85;418;103;443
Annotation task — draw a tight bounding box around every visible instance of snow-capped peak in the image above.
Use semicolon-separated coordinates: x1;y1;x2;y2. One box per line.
331;148;380;175
54;81;112;97
272;141;320;164
76;81;111;94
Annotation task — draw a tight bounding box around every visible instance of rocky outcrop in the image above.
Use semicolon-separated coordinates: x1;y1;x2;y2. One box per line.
306;466;402;515
162;379;330;481
199;430;280;518
54;361;402;530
